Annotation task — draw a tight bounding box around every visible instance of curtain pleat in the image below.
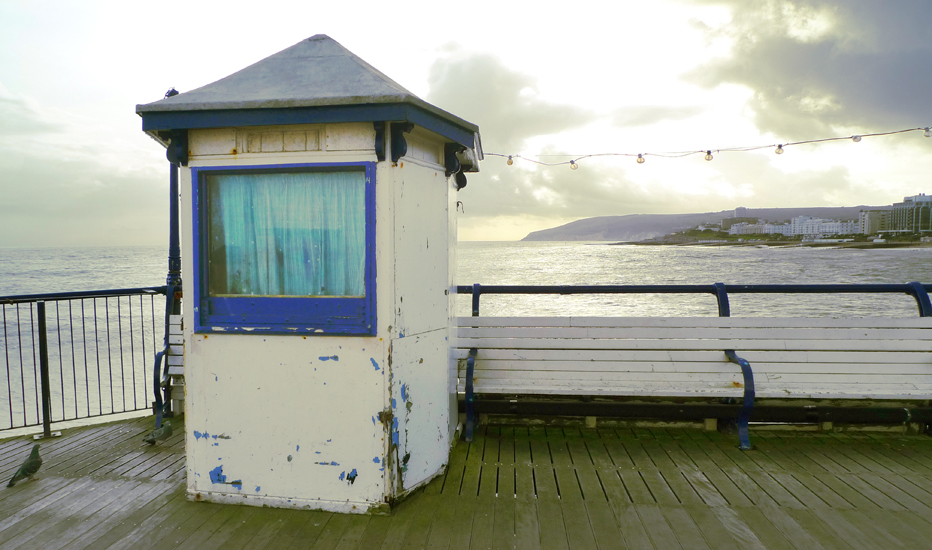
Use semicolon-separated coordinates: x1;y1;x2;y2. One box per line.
206;170;365;297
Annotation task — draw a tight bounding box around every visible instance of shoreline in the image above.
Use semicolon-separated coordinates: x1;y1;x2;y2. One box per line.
610;240;932;249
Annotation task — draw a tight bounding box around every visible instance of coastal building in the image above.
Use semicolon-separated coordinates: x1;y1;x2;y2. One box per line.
890;194;932;233
789;216;858;237
859;209;891;234
721;216;759;230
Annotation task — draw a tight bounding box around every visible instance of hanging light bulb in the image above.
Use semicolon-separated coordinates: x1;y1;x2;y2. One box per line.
506;155;514;166
852;135;862;142
704;150;713;161
775;145;784;155
569;160;579;170
925;127;931;138
637;154;645;164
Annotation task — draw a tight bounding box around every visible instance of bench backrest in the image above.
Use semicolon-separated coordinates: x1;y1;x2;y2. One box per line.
455;316;932;400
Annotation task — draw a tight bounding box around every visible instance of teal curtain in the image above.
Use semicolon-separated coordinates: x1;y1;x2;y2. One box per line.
206;170;365;297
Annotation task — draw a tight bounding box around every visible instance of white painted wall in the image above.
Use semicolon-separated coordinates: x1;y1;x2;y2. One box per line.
181;123;458;513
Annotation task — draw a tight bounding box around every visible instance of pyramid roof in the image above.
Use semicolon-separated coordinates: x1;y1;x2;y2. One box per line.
136;35;480;149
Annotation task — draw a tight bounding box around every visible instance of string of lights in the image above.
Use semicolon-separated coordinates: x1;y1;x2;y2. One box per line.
486;126;932;169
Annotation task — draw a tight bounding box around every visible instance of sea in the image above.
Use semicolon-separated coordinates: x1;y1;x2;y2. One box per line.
2;241;931;316
1;242;930;431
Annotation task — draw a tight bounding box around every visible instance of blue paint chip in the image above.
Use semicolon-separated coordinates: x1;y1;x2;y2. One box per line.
209;465;226;483
339;471;346;481
231;481;242;490
370;358;380;371
399;332;405;338
327;439;331;442
393;431;399;445
401;384;407;401
392;399;397;409
331;461;339;466
296;445;300;451
316;451;321;454
212;442;218;446
372;416;377;425
318;355;339;361
194;431;203;440
255;486;261;493
373;457;380;464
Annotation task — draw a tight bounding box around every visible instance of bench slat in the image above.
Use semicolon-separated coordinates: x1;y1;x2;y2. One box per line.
456;382;932;400
456;316;932;329
459;359;932;375
455;337;932;352
453;349;931;364
458;326;932;340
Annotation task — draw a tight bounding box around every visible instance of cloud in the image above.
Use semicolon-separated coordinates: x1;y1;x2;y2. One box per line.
688;0;932;138
0;82;62;135
426;50;597;152
0;146;166;247
0;85;166;247
611;105;705;127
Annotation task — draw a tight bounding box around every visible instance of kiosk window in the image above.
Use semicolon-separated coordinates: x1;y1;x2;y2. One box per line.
193;163;375;335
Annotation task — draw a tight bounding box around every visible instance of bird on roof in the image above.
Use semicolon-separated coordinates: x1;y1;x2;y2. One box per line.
143;421;172;445
7;444;42;488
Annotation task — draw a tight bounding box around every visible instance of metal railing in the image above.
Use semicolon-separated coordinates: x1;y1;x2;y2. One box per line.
1;287;167;436
457;282;932;317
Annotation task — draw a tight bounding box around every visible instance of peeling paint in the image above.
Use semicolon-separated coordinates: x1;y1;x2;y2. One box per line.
319;355;339;361
347;468;358;484
401;384;407;401
373;457;380;464
339;471;346;481
392;399;397;409
371;416;377;426
370;358;380;371
296;445;300;451
255;486;261;493
210;465;226;483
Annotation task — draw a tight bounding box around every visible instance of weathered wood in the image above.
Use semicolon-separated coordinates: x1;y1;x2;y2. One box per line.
456;316;932;403
2;416;932;548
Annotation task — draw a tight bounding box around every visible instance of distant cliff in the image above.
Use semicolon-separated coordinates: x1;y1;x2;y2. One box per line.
521;206;887;241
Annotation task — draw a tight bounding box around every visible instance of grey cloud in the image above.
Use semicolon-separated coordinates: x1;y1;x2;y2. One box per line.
0;147;166;247
426;51;597;152
688;0;932;138
0;95;61;135
611;106;704;127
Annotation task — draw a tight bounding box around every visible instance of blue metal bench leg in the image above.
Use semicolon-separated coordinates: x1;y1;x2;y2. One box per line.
725;350;755;450
464;348;478;442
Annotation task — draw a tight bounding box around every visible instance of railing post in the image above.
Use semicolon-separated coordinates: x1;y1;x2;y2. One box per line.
471;284;481;317
906;282;932;317
36;302;53;439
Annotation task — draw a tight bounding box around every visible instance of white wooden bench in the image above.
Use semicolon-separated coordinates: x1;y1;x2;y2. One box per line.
455;316;932;445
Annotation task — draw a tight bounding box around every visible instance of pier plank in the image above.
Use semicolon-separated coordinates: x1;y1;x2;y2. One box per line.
1;415;931;549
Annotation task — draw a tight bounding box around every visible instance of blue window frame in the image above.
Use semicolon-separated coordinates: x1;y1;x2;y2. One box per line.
192;162;376;335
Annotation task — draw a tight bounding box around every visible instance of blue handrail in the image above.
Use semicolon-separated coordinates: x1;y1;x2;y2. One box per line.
456;282;932;317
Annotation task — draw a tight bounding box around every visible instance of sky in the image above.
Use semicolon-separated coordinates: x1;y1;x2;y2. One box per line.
1;0;931;246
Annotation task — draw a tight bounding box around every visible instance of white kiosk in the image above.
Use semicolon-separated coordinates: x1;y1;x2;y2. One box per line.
136;35;481;513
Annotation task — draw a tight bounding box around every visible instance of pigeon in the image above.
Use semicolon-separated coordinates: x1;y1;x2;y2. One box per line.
7;444;42;488
143;421;172;445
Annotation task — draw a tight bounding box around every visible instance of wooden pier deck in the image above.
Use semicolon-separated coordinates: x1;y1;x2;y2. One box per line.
2;416;932;549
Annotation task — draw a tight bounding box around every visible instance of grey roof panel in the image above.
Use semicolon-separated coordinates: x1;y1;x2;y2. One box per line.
136;34;477;133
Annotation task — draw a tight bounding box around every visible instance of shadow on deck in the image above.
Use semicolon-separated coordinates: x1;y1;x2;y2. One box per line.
2;416;932;549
